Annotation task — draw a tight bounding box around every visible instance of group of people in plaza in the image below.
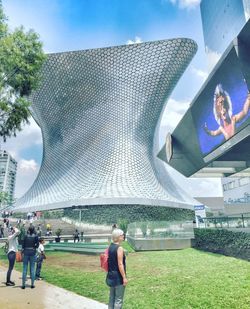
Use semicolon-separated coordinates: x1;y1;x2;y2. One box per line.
5;224;46;289
3;217;128;308
0;212;14;238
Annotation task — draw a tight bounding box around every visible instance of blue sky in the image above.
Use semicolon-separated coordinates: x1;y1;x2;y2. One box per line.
3;0;204;53
2;0;222;198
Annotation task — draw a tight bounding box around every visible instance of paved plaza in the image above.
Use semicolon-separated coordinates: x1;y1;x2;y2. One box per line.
0;265;107;309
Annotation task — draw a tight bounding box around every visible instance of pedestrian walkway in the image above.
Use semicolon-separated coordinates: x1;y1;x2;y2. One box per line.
0;265;107;309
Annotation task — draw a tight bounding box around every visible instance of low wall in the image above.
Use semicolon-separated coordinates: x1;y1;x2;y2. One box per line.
127;236;192;251
45;234;111;243
61;217;111;232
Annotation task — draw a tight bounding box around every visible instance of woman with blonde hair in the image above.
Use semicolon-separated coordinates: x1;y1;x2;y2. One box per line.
106;228;128;309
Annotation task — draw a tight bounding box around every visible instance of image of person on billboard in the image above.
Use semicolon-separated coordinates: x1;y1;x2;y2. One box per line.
204;84;250;140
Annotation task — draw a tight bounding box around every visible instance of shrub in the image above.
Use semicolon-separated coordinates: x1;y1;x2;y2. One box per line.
63;205;194;225
118;219;129;234
55;228;62;237
193;228;250;261
139;221;148;237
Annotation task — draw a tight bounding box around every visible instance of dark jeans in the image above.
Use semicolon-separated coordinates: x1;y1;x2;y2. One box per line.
35;255;44;278
6;251;16;282
22;254;36;286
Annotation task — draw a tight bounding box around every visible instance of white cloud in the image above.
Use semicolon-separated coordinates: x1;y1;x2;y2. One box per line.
187;178;223;197
21;118;42;145
3;117;42;161
126;36;143;45
168;166;223;197
164;0;200;9
19;159;38;171
2;118;42;198
160;98;190;134
179;0;201;9
190;65;208;82
205;46;222;73
15;160;39;198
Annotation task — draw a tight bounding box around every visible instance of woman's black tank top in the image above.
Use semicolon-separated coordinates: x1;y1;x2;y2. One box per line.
108;243;126;271
107;243;126;286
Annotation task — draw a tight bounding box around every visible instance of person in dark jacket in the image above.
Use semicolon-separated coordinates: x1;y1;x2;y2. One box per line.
21;225;39;289
106;228;128;309
73;229;80;243
0;224;4;238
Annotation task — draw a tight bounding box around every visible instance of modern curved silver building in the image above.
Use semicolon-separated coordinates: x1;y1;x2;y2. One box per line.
15;39;198;212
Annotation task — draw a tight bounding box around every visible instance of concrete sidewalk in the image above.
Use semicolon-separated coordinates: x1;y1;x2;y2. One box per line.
0;265;107;309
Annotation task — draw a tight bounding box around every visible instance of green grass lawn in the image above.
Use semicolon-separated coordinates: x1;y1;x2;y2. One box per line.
1;247;249;309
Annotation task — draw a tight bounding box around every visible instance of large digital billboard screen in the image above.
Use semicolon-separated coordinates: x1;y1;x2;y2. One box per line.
192;48;250;156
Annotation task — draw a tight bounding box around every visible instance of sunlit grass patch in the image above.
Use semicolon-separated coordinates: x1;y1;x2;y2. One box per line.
0;247;249;308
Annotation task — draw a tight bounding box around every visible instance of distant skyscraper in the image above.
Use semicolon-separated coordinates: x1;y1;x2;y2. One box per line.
0;150;17;207
200;0;250;70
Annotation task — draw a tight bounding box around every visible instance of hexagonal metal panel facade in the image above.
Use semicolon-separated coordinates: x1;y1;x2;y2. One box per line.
15;39;197;212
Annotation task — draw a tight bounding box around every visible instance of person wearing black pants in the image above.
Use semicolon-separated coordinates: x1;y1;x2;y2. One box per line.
6;227;20;286
73;229;80;243
22;225;39;289
106;229;128;309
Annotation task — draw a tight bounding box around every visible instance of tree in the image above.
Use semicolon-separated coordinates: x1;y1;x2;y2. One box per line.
0;191;15;208
0;191;8;203
118;219;129;235
0;1;46;141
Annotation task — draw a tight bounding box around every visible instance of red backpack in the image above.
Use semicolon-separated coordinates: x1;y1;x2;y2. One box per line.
100;248;109;272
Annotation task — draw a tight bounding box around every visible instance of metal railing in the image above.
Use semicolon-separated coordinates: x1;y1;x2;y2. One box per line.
198;214;250;229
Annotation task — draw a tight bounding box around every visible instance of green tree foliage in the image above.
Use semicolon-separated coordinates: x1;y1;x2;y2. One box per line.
0;191;8;203
118;218;129;234
0;1;46;141
64;205;194;225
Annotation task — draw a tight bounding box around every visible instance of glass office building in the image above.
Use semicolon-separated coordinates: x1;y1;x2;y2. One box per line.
0;150;17;208
200;0;250;70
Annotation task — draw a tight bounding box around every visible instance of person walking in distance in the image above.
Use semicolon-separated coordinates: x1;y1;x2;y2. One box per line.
6;227;20;286
106;229;128;309
37;224;42;238
0;224;4;238
73;229;80;243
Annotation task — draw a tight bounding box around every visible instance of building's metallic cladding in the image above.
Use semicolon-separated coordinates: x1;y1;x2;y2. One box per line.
15;39;197;212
